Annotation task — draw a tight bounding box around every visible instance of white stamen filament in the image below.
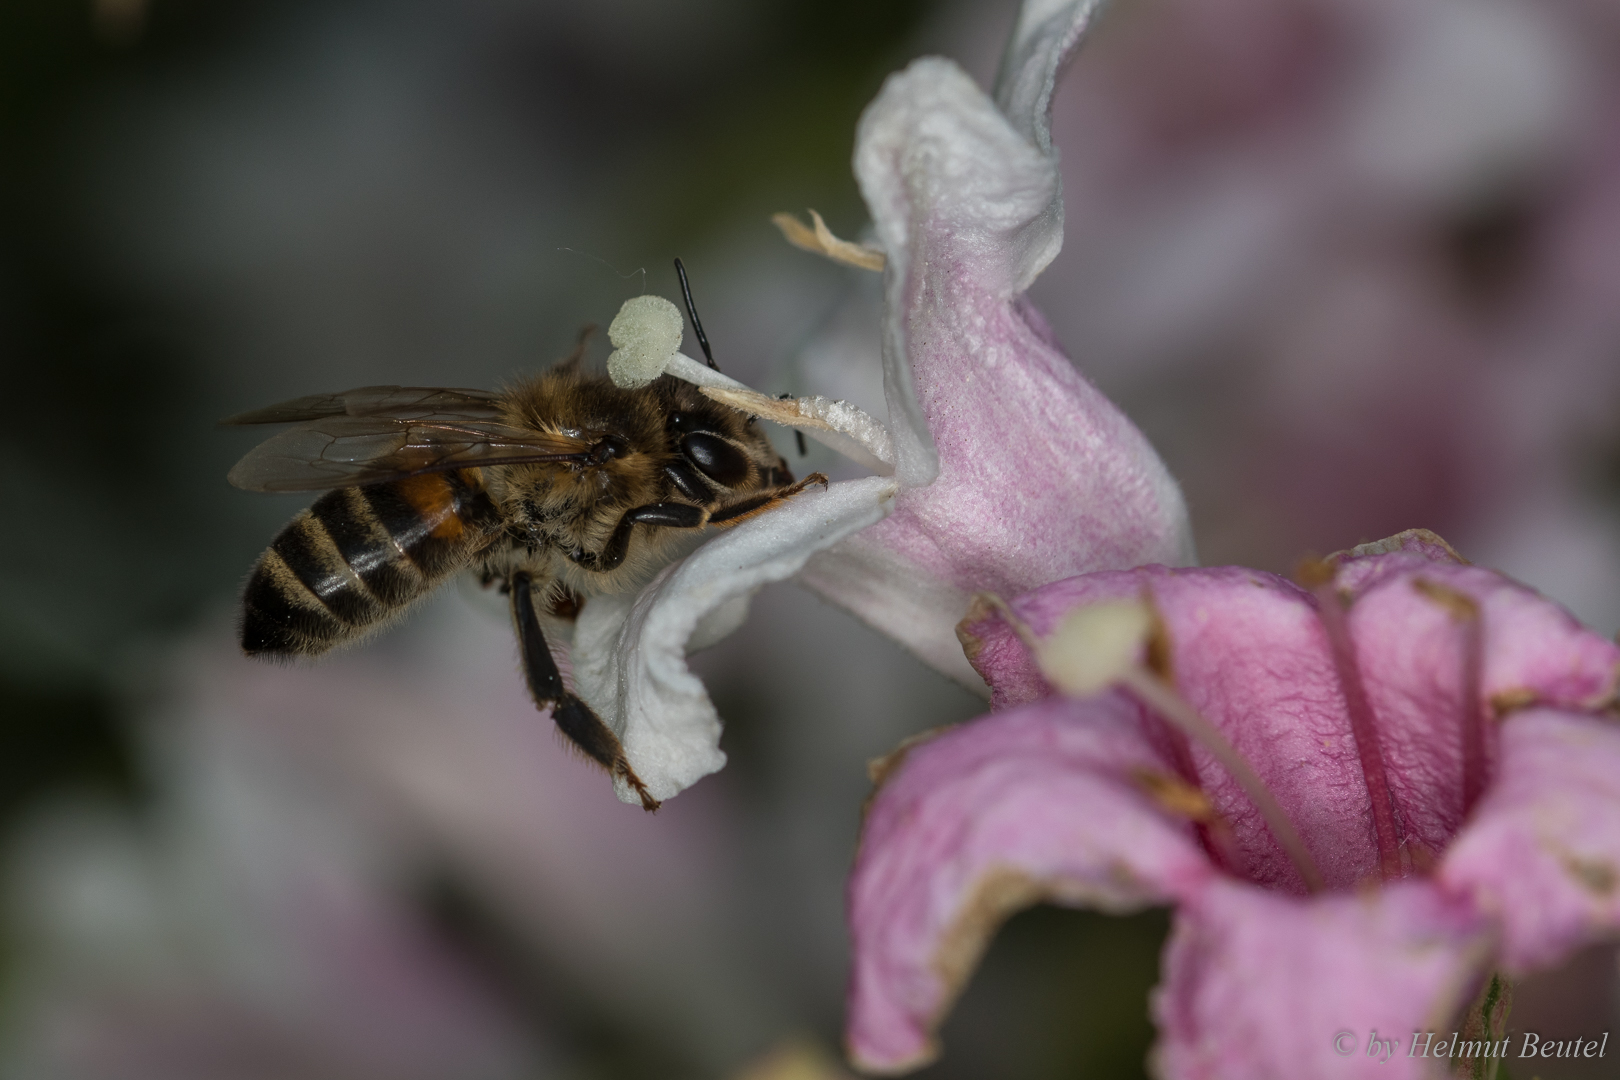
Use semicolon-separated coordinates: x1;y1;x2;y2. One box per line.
607;296;896;475
997;593;1327;894
700;385;894;476
1115;668;1326;894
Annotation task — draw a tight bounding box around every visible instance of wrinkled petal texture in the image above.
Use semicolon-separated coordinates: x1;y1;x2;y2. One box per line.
961;546;1620;893
572;477;897;804
805;6;1193;688
966;565;1378;892
860;535;1620;1076
1348;558;1620;855
854;54;1193;593
1440;708;1620;972
1154;879;1489;1080
847;694;1214;1073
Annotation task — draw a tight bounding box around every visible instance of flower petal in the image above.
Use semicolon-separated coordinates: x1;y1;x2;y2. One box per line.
963;566;1384;892
1341;555;1620;712
1440;707;1620;973
1342;555;1620;856
846;695;1215;1073
1154;878;1490;1080
572;476;897;805
805;33;1193;688
993;0;1107;155
962;548;1620;890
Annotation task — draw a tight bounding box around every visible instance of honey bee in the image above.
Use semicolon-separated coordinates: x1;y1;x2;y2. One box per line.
226;267;825;811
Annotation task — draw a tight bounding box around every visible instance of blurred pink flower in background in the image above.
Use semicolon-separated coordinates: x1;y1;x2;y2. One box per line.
848;532;1620;1077
1029;0;1620;634
1;599;832;1078
0;651;546;1079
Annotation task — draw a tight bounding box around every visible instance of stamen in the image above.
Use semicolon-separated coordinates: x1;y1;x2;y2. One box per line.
604;296;896;475
1413;578;1487;817
771;209;885;271
1302;564;1402;881
1007;594;1326;893
1117;668;1325;894
700;385;895;476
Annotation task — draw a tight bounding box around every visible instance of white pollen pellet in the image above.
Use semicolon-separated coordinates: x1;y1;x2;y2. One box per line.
1036;600;1153;696
607;295;685;388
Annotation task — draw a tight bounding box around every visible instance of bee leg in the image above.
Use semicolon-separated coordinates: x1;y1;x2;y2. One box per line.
663;461;711;503
708;472;830;527
582;501;709;573
509;571;659;812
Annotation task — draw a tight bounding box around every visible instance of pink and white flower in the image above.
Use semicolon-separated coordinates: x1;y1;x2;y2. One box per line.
798;0;1194;687
846;530;1620;1078
590;0;1194;802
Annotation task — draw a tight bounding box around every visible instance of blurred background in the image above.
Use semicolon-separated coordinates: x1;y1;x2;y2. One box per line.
1;0;1618;1077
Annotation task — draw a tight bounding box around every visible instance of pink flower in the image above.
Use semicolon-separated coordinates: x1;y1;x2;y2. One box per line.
583;0;1199;802
799;0;1194;687
845;530;1620;1077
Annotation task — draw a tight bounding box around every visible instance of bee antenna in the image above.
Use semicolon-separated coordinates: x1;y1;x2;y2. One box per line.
674;257;719;371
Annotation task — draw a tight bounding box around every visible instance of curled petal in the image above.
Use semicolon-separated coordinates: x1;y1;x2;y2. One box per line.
1326;528;1468;593
846;695;1215;1073
1343;556;1620;856
994;0;1107;155
1154;879;1491;1080
809;40;1193;687
572;477;897;804
1440;708;1620;972
1343;556;1620;712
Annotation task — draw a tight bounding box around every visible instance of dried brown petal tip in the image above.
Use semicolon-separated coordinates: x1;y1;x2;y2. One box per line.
1412;577;1480;621
1293;557;1337;590
1130;768;1217;823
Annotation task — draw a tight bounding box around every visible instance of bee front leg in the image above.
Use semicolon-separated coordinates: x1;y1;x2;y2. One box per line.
509;571;659;811
573;501;709;573
708;472;830;527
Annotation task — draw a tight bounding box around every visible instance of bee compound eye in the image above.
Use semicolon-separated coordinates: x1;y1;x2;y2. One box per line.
680;432;751;487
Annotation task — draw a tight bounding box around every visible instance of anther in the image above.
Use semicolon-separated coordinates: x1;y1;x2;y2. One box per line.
1010;593;1327;893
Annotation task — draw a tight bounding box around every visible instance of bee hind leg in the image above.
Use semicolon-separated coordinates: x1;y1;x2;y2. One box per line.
509;571;659;811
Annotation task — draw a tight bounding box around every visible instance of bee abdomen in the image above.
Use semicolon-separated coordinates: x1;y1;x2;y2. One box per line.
241;469;502;656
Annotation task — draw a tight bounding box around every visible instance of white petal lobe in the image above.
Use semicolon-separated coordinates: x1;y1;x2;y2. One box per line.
994;0;1107;154
572;477;900;804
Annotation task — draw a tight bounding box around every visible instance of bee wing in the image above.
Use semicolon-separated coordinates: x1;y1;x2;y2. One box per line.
228;415;593;493
221;386;503;425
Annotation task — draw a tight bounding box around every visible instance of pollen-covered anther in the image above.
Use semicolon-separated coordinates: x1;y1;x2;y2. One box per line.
603;296;896;477
1131;768;1218;823
605;295;752;394
1022;597;1325;893
607;295;685;388
1034;599;1153;696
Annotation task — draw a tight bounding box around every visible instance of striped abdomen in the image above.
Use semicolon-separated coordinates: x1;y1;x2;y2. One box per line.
241;469;503;656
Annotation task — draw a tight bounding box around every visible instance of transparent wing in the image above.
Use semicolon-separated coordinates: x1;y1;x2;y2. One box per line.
228;415;593;493
221;386;503;426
